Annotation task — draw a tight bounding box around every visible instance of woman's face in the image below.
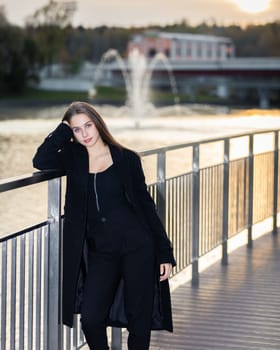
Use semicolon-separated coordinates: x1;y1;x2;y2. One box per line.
70;113;100;148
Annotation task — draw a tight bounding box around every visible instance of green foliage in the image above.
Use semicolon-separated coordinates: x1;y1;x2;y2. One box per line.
0;24;40;93
0;87;87;100
93;85;126;102
0;5;9;26
26;0;77;75
25;0;76;28
28;24;65;70
201;22;280;57
149;88;185;104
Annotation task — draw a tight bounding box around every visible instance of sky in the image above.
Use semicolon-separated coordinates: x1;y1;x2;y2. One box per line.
1;0;280;28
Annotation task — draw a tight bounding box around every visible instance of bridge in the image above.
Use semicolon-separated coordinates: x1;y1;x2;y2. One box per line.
107;57;280;108
38;57;280;108
1;128;280;349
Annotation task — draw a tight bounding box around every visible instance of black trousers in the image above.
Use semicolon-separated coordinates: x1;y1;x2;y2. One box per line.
80;237;155;350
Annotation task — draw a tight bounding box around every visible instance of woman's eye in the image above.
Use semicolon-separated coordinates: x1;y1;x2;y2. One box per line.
73;128;80;133
86;123;92;128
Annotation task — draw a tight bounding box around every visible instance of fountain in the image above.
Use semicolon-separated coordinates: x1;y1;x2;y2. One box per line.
90;48;180;128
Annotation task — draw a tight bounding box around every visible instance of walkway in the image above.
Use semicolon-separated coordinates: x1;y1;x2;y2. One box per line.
147;232;280;349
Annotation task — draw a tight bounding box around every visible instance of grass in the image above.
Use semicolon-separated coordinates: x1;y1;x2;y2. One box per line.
0;87;88;101
94;86;190;105
92;86;126;102
149;89;190;104
0;86;238;106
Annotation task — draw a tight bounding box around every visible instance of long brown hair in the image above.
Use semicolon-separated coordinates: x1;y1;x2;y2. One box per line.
62;101;123;148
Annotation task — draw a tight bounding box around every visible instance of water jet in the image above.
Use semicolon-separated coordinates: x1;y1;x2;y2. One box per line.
91;48;180;128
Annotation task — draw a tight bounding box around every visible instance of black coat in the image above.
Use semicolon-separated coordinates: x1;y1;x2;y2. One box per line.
33;123;176;331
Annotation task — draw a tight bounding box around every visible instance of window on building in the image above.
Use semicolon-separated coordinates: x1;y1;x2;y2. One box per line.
217;45;221;58
176;44;181;57
207;44;212;58
165;49;170;57
226;43;234;58
197;44;202;58
148;48;157;57
187;45;192;57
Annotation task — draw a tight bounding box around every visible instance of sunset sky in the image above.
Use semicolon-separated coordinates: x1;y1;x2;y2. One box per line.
1;0;280;27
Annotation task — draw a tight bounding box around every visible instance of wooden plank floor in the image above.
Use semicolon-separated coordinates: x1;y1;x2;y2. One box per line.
145;232;280;350
81;233;280;349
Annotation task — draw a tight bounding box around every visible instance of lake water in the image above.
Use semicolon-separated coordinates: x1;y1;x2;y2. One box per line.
1;103;280;236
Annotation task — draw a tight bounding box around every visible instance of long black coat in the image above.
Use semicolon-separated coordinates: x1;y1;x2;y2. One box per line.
33;123;176;331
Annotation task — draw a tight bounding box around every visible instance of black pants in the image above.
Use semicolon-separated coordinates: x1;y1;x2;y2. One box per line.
80;239;155;350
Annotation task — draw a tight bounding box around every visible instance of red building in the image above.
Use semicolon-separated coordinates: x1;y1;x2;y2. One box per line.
127;31;235;62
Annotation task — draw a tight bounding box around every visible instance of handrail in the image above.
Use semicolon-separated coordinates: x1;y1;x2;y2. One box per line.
0;127;278;193
141;128;278;156
0;170;63;193
0;220;49;243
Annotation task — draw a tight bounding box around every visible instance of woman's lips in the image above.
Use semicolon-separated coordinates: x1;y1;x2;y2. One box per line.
84;137;92;143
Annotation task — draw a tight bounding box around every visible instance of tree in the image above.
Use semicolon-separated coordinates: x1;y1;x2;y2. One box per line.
0;5;9;27
0;24;40;93
26;0;77;76
26;0;76;27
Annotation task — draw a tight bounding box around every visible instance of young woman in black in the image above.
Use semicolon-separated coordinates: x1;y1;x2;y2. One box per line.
33;101;176;350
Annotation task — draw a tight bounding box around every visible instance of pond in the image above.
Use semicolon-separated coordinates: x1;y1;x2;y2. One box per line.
1;103;280;236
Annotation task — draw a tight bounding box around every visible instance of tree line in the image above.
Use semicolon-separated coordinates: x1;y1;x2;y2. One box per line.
0;1;280;94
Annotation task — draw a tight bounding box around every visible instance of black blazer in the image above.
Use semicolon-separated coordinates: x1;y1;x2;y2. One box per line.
33;123;176;330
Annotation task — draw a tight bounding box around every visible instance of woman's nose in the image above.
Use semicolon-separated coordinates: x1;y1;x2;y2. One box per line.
81;128;88;138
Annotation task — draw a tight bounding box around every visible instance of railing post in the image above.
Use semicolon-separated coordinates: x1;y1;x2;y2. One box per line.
47;177;62;350
192;144;200;286
248;135;254;248
1;241;7;350
273;131;279;235
222;138;230;265
157;151;166;226
111;327;122;350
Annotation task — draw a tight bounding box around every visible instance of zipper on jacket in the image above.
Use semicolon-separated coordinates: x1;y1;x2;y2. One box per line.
93;173;100;212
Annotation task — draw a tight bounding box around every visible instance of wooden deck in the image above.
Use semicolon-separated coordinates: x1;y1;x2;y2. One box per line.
81;232;280;349
147;232;280;349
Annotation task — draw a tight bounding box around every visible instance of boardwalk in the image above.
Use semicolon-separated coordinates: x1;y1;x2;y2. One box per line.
147;232;280;350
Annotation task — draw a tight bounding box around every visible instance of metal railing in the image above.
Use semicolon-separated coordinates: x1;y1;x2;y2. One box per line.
0;129;279;350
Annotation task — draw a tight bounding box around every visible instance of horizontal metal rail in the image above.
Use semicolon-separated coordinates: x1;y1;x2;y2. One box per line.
0;128;278;192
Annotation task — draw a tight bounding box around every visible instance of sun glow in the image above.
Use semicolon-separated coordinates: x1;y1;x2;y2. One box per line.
233;0;270;14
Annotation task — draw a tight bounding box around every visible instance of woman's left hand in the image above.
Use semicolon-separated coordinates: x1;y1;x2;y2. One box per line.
159;263;172;281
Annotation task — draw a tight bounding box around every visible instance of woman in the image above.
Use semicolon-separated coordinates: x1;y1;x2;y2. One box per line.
33;101;176;350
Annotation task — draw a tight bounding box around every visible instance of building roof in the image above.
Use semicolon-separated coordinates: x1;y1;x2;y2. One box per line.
133;31;233;44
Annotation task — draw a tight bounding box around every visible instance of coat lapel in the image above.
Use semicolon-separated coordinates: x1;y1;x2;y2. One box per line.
74;143;89;190
109;144;133;198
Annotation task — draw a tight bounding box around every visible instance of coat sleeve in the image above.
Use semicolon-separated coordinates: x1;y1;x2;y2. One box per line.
33;123;73;171
130;152;176;266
